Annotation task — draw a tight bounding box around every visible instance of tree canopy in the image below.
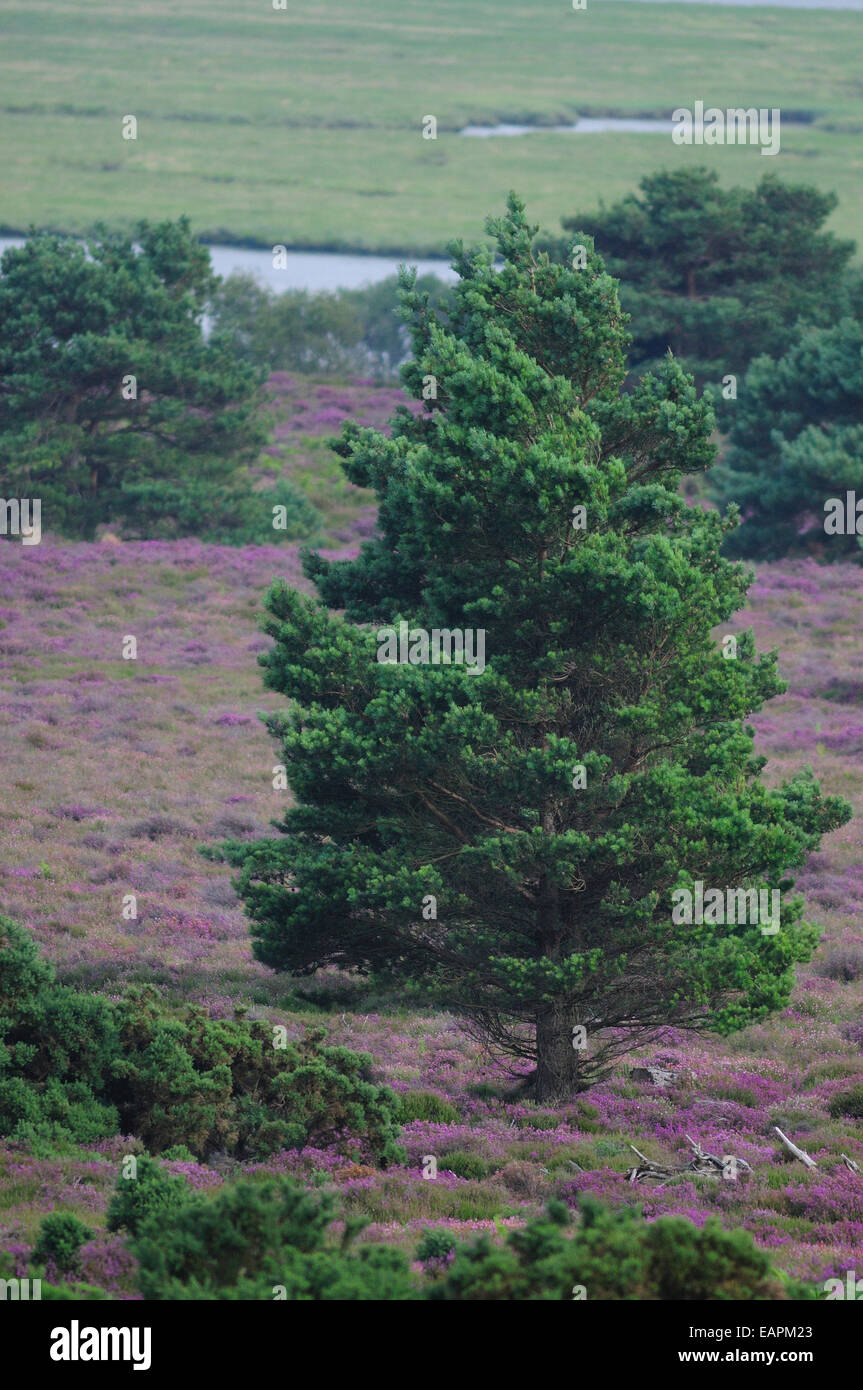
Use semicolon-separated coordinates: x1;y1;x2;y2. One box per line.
0;218;315;542
712;316;863;561
547;168;856;399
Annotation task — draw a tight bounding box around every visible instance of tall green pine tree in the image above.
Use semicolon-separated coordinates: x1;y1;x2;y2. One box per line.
226;196;849;1101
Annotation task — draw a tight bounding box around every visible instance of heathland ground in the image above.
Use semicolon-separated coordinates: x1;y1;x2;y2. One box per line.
1;375;862;1296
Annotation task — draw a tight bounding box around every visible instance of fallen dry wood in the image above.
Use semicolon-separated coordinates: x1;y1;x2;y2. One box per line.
625;1138;752;1185
773;1126;817;1169
684;1134;752;1177
840;1153;860;1174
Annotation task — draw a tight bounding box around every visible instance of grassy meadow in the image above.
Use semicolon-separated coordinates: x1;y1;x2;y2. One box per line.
2;0;863;252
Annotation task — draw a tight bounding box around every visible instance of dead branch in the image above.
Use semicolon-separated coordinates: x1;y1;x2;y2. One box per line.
774;1126;817;1169
625;1136;752;1185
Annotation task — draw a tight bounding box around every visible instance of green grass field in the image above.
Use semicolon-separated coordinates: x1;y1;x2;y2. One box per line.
2;0;863;252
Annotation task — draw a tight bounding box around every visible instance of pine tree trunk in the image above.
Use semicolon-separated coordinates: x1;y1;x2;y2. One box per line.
533;1005;586;1102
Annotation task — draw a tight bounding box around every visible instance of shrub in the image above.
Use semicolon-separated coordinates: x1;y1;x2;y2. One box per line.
815;948;863;983
131;1177;417;1301
31;1213;93;1275
159;1145;196;1162
109;990;404;1164
827;1085;863;1119
395;1091;459;1125
0;916;118;1146
106;1156;191;1237
430;1198;814;1301
416;1230;457;1273
494;1161;550;1200
125;1182;812;1301
439;1150;494;1181
0;919;403;1165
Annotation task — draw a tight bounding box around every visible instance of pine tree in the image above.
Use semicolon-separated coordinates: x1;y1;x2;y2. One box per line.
226;196;849;1101
546;168;856;397
0;219;297;542
712;316;863;561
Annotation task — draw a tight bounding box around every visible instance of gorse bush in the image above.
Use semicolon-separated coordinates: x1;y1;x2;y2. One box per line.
109;990;404;1163
123;1176;813;1301
106;1155;191;1238
129;1176;418;1301
429;1197;814;1301
31;1213;93;1275
0;917;403;1164
0;917;119;1145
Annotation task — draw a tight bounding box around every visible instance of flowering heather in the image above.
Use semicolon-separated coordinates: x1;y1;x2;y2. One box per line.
2;498;863;1292
257;372;420;543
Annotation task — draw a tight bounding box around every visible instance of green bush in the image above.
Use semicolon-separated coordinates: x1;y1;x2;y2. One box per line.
109;989;404;1164
131;1177;418;1301
126;1182;812;1301
827;1084;863;1119
159;1145;196;1162
395;1091;459;1125
0;918;403;1165
416;1229;457;1271
0;917;118;1145
430;1198;815;1301
106;1155;190;1237
439;1150;494;1180
31;1213;93;1275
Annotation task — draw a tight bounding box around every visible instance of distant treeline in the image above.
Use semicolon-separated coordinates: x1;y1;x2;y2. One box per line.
208;168;863;561
2;172;861;558
210;169;863;398
210;271;454;381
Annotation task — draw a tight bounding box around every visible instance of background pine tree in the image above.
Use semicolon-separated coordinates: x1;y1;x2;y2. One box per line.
712;316;863;561
0;218;318;543
545;168;857;399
